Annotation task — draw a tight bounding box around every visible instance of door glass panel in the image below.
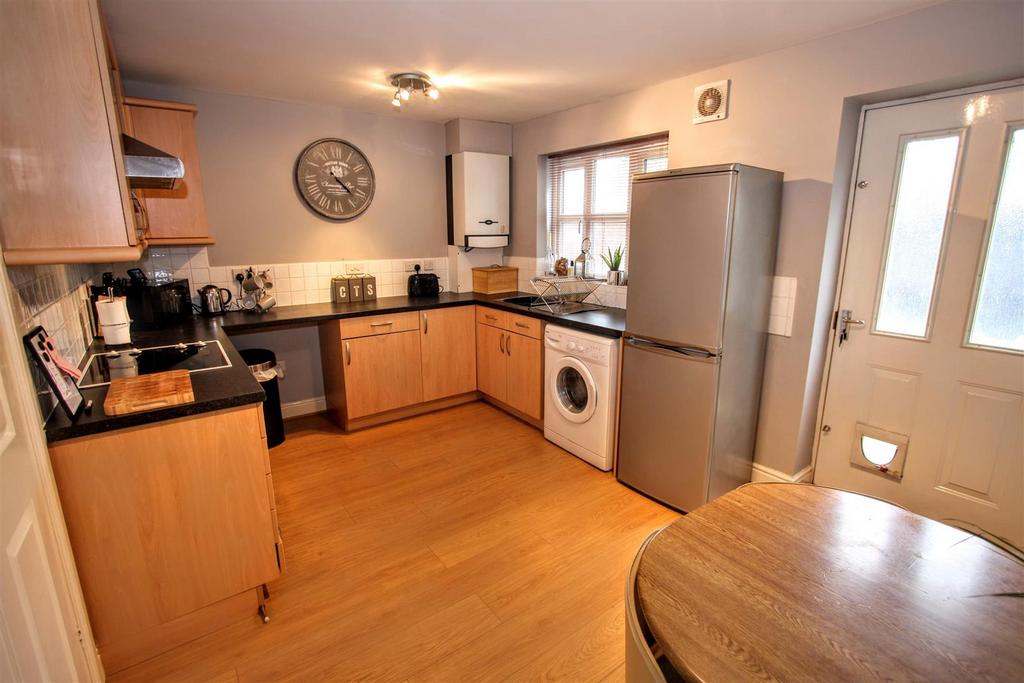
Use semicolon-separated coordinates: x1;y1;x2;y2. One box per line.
643;157;668;173
561;167;585;215
874;133;961;338
968;126;1023;352
592;155;629;213
557;367;589;413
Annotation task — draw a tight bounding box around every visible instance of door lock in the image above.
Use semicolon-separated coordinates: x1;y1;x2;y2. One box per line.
837;309;865;347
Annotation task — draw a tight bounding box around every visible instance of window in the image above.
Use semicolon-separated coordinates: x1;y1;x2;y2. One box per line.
873;131;963;338
546;135;669;277
967;125;1023;352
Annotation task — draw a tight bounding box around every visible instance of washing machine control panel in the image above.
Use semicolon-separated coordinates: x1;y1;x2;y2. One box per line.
545;331;613;365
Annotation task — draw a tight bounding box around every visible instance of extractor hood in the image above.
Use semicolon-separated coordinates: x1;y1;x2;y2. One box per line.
122;134;184;190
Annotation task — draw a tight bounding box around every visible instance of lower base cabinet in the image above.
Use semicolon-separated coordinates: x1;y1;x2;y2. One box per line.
48;405;282;674
343;330;423;418
476;309;544;421
320;305;543;429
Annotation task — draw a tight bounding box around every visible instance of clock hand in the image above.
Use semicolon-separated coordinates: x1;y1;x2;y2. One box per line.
329;171;350;193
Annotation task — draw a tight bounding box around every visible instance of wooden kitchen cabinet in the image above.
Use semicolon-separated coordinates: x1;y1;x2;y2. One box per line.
48;405;281;673
476;322;509;400
476;307;544;422
420;307;477;402
0;0;142;265
506;332;543;418
126;97;215;245
343;331;424;419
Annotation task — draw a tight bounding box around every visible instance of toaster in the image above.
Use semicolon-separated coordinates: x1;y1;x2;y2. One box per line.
407;265;441;297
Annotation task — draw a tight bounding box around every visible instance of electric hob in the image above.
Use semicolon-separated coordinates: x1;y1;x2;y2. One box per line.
78;340;232;388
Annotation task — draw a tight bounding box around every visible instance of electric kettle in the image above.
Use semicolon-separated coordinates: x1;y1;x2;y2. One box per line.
198;284;232;316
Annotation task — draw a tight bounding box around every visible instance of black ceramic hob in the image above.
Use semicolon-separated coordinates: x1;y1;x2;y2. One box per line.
78;340;232;388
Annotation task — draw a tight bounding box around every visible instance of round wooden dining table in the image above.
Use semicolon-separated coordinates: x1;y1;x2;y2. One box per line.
633;483;1024;682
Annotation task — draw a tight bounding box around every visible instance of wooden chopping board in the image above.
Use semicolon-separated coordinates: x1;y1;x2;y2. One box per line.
104;370;195;416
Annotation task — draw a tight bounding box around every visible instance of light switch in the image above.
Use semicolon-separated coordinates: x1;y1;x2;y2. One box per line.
768;276;797;337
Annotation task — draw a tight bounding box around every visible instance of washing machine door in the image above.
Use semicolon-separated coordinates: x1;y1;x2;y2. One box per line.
550;356;598;424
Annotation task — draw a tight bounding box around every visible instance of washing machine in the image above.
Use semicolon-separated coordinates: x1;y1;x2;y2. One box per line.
544;325;621;471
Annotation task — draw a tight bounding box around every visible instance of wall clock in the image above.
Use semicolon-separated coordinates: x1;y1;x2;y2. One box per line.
295;138;376;221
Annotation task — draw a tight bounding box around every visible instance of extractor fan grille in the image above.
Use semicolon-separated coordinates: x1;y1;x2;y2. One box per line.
693;80;730;124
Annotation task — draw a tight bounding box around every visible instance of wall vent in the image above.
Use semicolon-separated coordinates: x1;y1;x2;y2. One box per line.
693;80;730;124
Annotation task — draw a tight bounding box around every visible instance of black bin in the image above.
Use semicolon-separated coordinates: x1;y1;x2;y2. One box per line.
240;348;285;448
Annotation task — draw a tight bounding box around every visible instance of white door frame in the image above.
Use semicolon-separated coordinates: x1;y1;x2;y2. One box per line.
811;78;1024;479
0;260;103;681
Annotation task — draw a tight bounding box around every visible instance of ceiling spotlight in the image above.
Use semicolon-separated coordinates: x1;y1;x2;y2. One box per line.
387;72;440;108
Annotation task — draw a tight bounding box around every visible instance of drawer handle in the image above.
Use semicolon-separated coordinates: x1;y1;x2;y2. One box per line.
345;341;351;366
485;314;497;321
514;322;530;329
369;321;394;327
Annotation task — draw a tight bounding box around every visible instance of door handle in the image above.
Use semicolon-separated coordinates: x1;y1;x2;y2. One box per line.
499;333;505;354
345;341;351;366
507;335;512;357
422;312;428;335
837;309;865;347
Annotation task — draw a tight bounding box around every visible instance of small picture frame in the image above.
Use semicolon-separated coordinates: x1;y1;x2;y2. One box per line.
23;326;85;420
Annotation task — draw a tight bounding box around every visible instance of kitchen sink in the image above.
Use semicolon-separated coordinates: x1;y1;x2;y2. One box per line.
500;295;546;307
500;295;606;316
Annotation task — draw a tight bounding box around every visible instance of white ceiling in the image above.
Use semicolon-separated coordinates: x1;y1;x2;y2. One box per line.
104;0;939;124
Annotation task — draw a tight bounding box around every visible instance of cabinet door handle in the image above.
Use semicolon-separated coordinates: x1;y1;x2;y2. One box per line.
422;312;428;335
369;321;393;328
499;333;505;354
345;341;351;366
506;335;512;357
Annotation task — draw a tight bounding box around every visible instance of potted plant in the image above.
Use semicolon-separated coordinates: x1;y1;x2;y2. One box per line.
601;245;625;285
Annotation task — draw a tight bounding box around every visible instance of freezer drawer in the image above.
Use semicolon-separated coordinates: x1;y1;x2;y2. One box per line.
616;340;719;511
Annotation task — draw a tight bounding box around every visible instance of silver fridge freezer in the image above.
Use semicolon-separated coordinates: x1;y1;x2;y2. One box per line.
616;164;782;512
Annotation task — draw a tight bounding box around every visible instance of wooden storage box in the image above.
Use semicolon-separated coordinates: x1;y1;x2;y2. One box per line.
472;266;518;294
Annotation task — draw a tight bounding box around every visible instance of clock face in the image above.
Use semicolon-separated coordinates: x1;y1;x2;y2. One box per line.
295;138;375;221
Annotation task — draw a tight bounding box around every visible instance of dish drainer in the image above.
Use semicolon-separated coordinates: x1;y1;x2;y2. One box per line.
528;275;605;315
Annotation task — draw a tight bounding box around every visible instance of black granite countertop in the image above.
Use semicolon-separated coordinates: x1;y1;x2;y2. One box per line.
216;291;626;338
45;319;265;444
44;292;625;443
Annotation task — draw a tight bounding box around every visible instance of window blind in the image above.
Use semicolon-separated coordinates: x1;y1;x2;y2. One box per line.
546;135;668;277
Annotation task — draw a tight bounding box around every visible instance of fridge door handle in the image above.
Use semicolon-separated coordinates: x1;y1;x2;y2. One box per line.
625;336;720;362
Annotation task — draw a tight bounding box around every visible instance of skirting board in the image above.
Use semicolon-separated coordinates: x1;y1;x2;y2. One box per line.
750;462;814;484
281;396;327;419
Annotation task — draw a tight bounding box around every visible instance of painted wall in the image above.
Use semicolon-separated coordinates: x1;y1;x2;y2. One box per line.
511;0;1024;476
444;118;513;156
124;81;449;266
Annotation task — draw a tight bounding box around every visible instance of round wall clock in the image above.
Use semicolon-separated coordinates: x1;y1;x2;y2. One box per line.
295;138;375;221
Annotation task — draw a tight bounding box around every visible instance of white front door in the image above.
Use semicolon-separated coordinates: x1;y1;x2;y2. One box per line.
815;83;1024;545
0;265;100;680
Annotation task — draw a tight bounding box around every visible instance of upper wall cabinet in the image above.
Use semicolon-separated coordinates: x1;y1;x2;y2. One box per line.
125;98;215;246
447;152;510;249
0;0;143;265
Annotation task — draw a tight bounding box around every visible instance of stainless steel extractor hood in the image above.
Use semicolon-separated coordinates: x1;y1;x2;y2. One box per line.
122;134;184;190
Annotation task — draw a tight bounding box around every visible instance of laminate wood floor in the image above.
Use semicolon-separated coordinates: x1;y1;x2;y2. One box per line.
108;402;678;683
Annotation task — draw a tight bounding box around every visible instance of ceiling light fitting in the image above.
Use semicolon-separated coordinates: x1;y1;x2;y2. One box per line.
388;72;439;109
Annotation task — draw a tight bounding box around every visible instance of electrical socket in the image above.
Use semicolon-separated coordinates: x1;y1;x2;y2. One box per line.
346;263;364;274
231;268;246;283
423;260;435;271
404;262;418;272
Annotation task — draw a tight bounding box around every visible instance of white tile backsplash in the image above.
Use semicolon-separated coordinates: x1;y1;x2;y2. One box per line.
115;248;449;309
